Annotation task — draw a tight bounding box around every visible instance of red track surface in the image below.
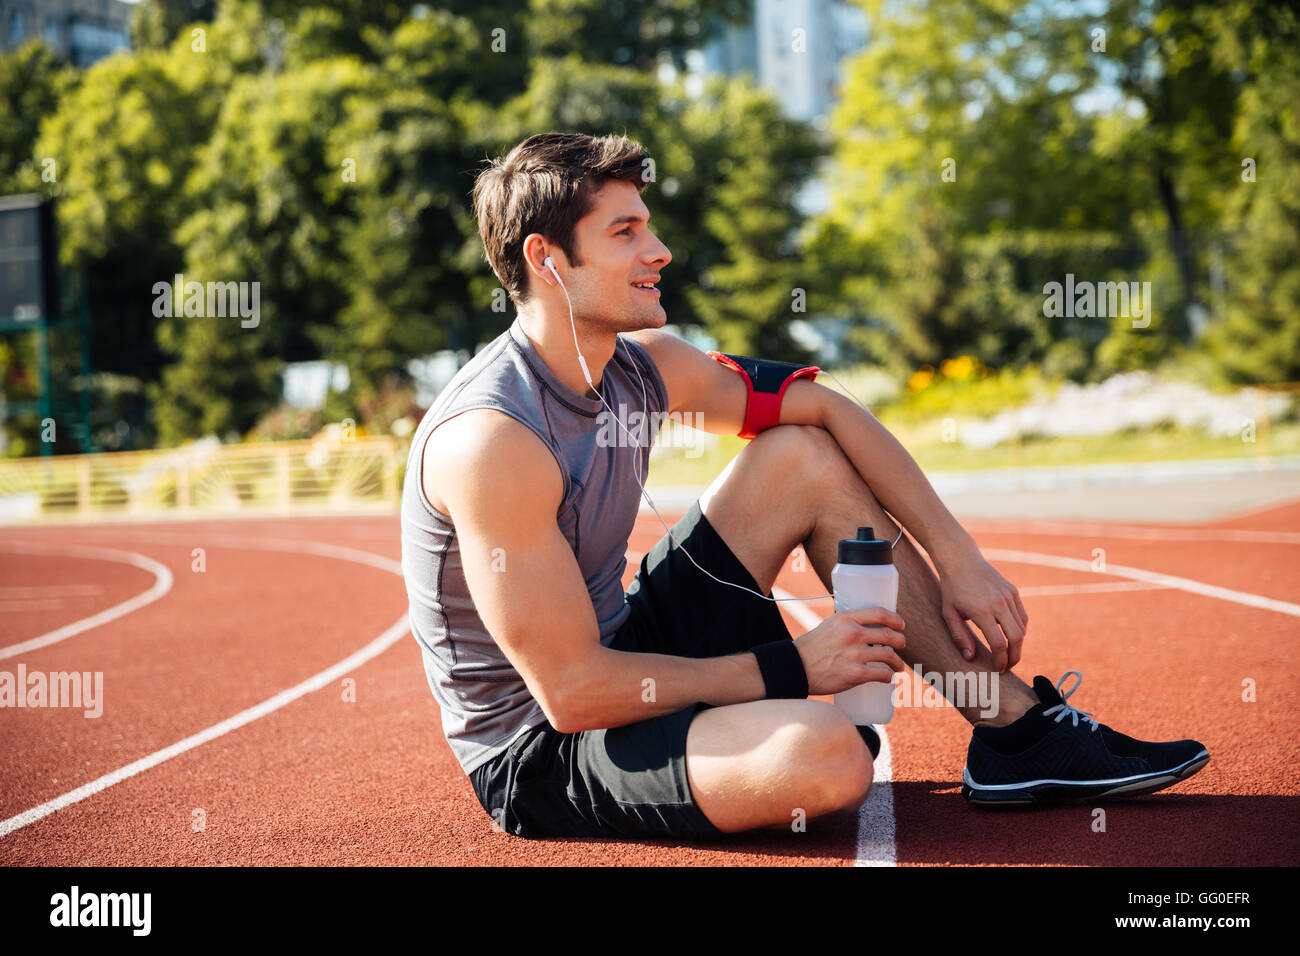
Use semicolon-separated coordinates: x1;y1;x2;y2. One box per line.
2;501;1298;866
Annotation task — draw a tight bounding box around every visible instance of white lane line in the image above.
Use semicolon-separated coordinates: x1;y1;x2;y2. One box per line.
0;585;103;598
772;587;896;868
853;721;894;867
1017;581;1170;598
63;530;402;576
0;615;409;839
982;548;1300;618
0;599;67;613
0;543;174;661
0;540;408;840
965;520;1300;546
636;528;1295;865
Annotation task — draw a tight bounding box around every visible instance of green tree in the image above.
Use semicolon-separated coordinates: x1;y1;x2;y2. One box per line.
674;78;822;359
0;40;75;455
522;0;751;70
33;43;220;448
318;12;490;406
0;39;74;193
1097;0;1242;330
820;0;1235;373
10;0;836;447
1201;4;1300;382
153;56;376;444
130;0;217;50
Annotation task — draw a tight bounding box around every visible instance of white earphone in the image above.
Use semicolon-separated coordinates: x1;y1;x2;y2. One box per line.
540;252;897;605
546;255;594;389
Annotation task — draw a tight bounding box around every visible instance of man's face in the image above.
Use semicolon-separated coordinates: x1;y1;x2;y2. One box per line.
555;179;672;334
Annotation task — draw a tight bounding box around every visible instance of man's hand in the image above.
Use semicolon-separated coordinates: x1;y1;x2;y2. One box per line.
937;554;1028;672
793;608;908;696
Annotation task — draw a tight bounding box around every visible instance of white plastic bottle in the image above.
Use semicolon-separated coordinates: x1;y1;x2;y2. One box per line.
831;527;899;725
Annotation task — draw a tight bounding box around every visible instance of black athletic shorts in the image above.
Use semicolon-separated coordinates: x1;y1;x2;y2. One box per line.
467;500;793;840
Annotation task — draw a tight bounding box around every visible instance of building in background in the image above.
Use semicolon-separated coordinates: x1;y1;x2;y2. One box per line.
694;0;869;361
694;0;867;221
1;0;132;66
700;0;868;130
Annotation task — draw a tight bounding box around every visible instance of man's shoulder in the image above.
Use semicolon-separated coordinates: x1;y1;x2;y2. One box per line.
426;408;548;476
623;327;699;404
423;410;563;515
623;327;689;365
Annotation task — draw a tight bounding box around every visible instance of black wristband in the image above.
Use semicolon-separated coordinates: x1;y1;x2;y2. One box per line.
751;640;809;699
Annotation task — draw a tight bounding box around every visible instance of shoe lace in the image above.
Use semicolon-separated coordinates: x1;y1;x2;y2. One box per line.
1041;671;1099;731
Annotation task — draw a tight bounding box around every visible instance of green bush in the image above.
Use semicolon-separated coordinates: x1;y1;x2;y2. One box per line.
880;360;1052;424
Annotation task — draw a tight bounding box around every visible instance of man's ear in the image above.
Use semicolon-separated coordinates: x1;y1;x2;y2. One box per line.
522;233;556;286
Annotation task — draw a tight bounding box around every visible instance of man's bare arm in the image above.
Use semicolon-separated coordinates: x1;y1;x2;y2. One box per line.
782;384;980;569
425;409;768;733
626;329;1027;670
785;384;1028;669
624;327;747;433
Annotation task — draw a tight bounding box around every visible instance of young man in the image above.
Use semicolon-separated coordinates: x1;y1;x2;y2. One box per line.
400;132;1209;840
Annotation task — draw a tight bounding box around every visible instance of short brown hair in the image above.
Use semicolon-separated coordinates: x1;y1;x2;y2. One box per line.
472;132;652;305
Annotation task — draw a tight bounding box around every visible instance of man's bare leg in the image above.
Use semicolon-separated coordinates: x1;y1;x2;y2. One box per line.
797;436;1041;728
682;425;1040;834
701;425;1039;727
678;427;887;834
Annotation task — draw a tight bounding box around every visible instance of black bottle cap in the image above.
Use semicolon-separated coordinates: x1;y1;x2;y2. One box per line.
837;526;894;565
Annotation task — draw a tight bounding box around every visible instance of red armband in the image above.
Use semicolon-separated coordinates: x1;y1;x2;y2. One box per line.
707;351;822;440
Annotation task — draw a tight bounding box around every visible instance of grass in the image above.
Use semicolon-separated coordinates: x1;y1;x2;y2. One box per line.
646;420;1300;488
644;358;1300;485
896;420;1300;472
646;433;747;487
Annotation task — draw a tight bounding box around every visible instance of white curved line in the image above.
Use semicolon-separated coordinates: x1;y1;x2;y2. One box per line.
0;615;408;839
0;539;408;840
0;543;174;661
981;548;1300;618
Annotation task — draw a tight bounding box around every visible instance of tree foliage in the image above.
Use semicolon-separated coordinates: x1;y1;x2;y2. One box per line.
820;0;1298;381
3;0;1297;455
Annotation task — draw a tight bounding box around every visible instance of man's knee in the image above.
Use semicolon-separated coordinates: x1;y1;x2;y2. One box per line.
748;426;868;509
686;701;875;833
822;718;874;809
746;425;861;494
770;702;873;809
749;423;836;461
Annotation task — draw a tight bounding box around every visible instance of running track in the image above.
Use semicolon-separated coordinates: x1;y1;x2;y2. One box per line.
2;500;1298;866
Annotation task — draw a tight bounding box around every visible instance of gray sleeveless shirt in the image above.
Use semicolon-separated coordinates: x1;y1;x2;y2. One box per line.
400;318;669;775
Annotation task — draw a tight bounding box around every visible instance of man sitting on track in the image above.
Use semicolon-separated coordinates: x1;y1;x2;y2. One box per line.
399;132;1209;840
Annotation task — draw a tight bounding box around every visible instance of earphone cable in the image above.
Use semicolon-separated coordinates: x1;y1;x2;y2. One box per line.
552;261;902;605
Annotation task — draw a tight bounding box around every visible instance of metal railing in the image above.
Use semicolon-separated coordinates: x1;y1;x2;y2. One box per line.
0;434;407;524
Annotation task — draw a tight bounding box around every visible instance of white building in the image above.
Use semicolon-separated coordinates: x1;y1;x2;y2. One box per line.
0;0;133;66
700;0;869;131
696;1;870;357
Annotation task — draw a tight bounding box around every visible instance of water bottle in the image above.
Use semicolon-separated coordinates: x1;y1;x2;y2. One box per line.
831;526;899;725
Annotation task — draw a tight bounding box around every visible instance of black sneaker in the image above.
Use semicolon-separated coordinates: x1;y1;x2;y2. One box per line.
962;671;1210;807
856;725;881;760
